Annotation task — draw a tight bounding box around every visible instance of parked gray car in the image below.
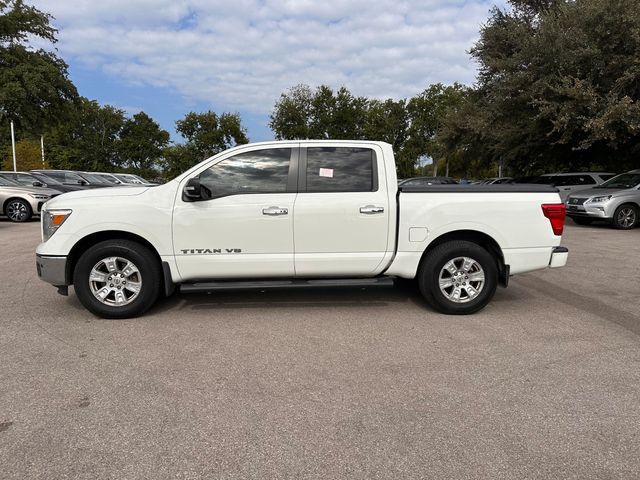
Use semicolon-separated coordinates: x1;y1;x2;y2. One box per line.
565;170;640;229
0;176;61;222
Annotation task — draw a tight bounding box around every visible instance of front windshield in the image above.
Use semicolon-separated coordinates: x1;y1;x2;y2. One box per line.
597;173;640;189
97;174;120;184
0;176;21;187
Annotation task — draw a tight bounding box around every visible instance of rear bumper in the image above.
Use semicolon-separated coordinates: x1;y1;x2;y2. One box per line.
549;246;568;268
36;254;69;286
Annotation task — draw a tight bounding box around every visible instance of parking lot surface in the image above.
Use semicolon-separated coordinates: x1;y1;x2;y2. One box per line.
1;219;639;479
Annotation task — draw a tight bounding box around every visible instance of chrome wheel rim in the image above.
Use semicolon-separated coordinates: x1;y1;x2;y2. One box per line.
439;256;485;304
7;201;28;221
617;208;636;228
89;257;142;306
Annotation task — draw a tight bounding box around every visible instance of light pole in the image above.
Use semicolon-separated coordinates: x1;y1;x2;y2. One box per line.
41;134;45;168
10;120;17;172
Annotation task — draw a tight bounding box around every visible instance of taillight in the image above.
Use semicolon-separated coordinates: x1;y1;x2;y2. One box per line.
542;203;566;236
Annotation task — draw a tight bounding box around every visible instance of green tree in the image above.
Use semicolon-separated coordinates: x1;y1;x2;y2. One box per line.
270;85;369;140
161;111;249;178
119;112;170;177
446;0;640;175
405;83;469;176
0;0;77;139
45;98;125;171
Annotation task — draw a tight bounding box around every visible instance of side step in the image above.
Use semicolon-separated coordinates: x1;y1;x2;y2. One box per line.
179;277;395;293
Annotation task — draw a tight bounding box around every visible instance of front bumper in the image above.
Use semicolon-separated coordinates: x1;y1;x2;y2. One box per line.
549;246;568;268
36;254;69;286
565;202;614;219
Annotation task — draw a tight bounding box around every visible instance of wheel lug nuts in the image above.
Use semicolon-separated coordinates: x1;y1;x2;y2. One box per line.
109;284;114;287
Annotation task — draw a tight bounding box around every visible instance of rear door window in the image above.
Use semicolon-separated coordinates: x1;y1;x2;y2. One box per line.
305;147;376;192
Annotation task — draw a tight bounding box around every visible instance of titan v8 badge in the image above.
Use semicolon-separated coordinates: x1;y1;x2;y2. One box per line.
180;248;242;254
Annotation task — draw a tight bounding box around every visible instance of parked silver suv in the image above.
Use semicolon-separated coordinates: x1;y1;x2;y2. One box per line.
0;176;61;222
565;170;640;229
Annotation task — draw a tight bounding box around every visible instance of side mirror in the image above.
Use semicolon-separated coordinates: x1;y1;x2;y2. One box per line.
183;177;203;201
32;181;43;187
78;179;87;185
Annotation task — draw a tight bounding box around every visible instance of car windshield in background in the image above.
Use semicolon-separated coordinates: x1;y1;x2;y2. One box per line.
79;173;110;185
31;173;64;185
115;174;144;184
597;173;640;189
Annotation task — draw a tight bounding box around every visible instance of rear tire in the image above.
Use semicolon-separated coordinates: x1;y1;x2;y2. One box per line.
418;240;498;315
612;204;638;230
73;240;162;319
5;198;32;222
571;217;593;226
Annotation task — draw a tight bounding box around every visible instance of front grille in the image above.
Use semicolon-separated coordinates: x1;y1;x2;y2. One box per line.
568;197;587;205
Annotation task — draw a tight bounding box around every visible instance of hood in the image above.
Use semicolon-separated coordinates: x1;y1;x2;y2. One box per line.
567;187;628;199
0;185;62;196
44;185;150;208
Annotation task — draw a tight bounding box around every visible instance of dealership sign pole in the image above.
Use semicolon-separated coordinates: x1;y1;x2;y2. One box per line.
41;135;45;168
10;120;17;172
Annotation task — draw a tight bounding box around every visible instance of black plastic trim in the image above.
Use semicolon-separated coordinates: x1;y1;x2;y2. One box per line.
180;277;395;293
399;184;559;193
162;261;176;297
552;246;569;253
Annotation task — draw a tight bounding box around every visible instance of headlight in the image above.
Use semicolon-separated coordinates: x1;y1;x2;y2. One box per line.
29;194;50;200
588;195;612;203
42;209;72;242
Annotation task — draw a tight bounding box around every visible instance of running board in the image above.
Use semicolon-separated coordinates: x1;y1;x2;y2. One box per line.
179;277;395;293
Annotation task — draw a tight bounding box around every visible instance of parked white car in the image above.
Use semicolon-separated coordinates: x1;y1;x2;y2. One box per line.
36;141;568;318
535;172;617;201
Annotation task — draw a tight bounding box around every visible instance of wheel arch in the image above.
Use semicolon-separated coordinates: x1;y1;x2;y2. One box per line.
3;196;32;212
418;230;508;286
66;230;168;290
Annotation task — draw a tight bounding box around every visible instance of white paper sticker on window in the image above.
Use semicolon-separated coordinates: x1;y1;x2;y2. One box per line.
319;168;334;178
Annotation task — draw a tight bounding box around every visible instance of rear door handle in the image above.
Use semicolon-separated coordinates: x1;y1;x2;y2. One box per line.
262;206;288;216
360;205;384;214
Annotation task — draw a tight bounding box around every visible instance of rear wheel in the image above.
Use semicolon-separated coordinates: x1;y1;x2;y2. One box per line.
73;240;162;318
5;198;32;222
613;204;638;230
418;240;498;315
571;217;593;226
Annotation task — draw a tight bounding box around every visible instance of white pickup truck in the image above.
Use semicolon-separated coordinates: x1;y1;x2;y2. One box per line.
36;141;568;318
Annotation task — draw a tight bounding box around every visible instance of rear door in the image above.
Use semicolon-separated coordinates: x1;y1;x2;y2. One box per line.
293;144;391;276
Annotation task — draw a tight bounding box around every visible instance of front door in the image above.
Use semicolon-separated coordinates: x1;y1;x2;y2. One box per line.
293;145;391;277
173;146;298;280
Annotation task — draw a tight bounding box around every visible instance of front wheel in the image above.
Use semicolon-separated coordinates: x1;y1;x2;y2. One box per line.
418;240;498;315
613;204;638;230
73;240;162;319
5;198;32;222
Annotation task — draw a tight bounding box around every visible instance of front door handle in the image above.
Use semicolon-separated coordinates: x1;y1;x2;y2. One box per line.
360;205;384;214
262;206;288;216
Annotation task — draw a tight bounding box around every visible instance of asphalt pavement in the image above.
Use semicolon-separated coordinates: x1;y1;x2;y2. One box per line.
1;219;639;479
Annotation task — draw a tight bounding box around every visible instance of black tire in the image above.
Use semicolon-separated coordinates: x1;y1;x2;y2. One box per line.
418;240;498;315
4;198;32;222
612;204;638;230
571;217;593;226
73;240;162;319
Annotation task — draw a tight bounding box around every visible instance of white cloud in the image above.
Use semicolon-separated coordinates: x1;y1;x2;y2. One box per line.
35;0;495;114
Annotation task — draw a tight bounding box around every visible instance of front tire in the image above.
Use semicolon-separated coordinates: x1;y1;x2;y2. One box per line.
5;198;32;222
73;240;162;319
613;204;638;230
418;240;498;315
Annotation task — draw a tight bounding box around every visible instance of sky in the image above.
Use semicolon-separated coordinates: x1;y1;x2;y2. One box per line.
33;0;504;142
